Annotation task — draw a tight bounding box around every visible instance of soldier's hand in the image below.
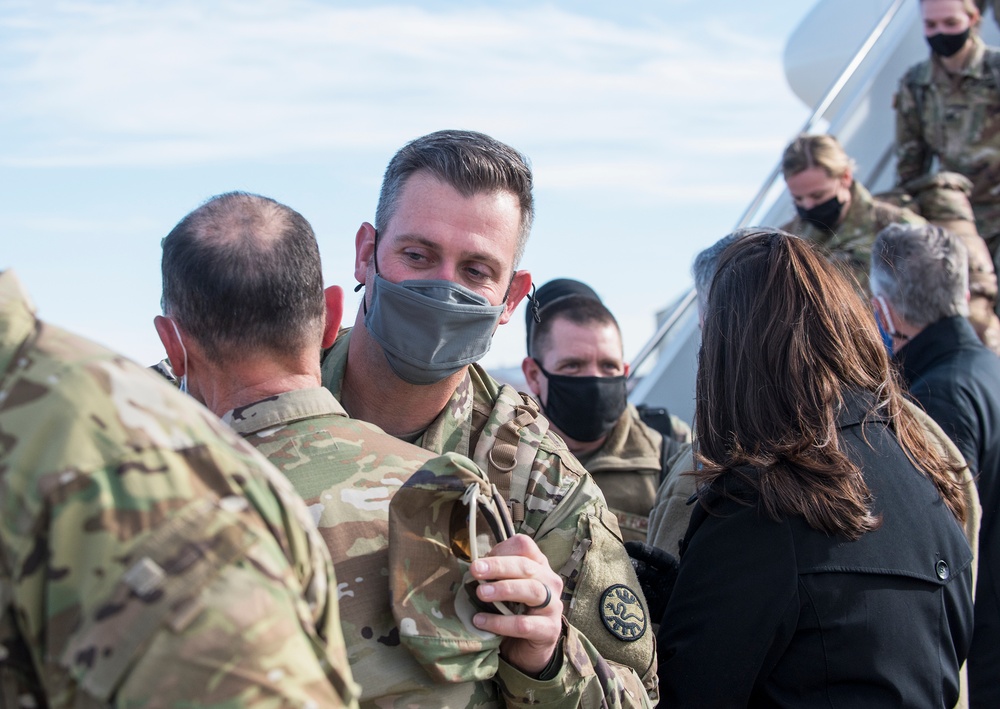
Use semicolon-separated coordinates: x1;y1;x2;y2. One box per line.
470;534;564;677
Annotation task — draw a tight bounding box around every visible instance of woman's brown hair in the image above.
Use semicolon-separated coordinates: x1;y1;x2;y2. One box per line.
695;230;966;539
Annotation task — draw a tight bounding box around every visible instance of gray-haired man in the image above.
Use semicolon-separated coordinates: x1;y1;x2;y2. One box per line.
871;222;1000;707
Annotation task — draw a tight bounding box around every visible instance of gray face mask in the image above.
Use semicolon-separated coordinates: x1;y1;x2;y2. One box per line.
364;273;505;385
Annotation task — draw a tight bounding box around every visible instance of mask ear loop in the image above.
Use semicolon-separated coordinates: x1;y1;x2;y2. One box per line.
876;296;910;342
168;318;190;394
525;283;540;357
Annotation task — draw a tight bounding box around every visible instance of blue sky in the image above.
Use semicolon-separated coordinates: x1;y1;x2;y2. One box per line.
2;0;815;370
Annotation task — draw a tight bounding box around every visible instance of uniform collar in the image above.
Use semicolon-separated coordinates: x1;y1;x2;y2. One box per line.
575;405;661;473
223;387;347;434
319;326;476;455
834;180;876;236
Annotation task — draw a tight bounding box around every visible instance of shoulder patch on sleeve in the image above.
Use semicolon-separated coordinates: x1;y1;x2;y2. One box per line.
600;584;647;642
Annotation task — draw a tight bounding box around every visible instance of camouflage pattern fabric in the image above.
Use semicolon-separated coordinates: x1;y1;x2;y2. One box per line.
0;270;358;708
782;180;925;294
227;386;650;708
895;36;1000;247
321;330;657;707
647;444;698;557
574;406;690;544
386;454;508;683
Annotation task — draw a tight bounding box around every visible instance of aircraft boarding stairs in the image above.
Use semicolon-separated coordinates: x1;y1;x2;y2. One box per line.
628;0;1000;425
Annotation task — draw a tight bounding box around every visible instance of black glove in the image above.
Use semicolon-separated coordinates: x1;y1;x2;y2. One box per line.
624;541;679;621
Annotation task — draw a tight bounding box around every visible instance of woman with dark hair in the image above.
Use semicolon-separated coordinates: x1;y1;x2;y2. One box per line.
657;230;974;707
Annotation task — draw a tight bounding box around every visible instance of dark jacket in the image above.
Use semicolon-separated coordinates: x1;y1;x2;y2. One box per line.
657;391;973;708
897;315;1000;708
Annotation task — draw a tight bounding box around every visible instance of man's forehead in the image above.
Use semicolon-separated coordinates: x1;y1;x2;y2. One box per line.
385;175;520;255
544;317;624;356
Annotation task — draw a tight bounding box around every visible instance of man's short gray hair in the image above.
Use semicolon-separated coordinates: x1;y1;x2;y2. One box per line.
375;130;534;269
870;223;969;328
692;228;764;314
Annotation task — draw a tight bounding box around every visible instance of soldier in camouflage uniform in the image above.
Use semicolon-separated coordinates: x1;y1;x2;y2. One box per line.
782;133;1000;350
323;130;657;705
780;134;926;294
520;279;690;544
155;191;646;707
896;0;1000;265
0;269;357;707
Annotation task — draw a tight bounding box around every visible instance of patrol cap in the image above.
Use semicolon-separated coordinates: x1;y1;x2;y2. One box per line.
525;278;602;355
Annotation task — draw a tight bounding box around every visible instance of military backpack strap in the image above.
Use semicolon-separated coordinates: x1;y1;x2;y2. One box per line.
988;49;1000;94
635;403;681;484
903;62;930;132
658;433;679;486
482;393;544;527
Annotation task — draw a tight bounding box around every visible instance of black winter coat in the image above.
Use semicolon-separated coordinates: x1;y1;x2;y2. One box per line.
897;315;1000;708
656;391;973;708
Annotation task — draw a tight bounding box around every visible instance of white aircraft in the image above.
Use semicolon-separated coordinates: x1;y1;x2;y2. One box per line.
628;0;1000;424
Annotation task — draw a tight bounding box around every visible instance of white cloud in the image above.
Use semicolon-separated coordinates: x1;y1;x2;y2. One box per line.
1;0;806;189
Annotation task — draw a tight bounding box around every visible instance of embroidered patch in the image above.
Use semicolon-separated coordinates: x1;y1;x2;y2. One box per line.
600;584;647;642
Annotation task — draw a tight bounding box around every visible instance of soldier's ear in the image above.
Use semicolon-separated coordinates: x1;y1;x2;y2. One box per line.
521;356;543;398
498;270;533;326
840;166;854;190
355;222;377;285
153;315;186;376
323;286;344;349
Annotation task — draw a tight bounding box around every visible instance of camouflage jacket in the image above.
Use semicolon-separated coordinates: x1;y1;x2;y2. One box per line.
0;270;357;708
575;406;689;544
896;36;1000;238
227;387;651;708
646;444;698;557
782;180;925;293
322;330;657;708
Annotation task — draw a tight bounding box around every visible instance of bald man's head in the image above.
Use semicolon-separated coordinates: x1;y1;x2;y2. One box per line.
160;192;325;361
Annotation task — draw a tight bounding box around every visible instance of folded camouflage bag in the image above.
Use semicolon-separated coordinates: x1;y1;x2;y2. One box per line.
388;453;519;683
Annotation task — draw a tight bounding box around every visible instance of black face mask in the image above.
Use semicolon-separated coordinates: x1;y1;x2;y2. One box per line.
796;194;844;232
535;360;627;443
927;28;970;58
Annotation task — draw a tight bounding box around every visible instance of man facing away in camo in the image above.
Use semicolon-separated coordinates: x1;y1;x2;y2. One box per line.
154;191;645;707
0;269;357;707
320;130;657;705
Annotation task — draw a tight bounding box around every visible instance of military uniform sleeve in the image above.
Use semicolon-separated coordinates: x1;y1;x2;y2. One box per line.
495;621;650;708
521;454;657;708
0;343;358;707
647;444;697;555
895;72;933;185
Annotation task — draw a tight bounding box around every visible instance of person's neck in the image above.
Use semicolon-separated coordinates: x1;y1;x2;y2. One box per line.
197;357;322;418
341;320;465;437
890;319;924;355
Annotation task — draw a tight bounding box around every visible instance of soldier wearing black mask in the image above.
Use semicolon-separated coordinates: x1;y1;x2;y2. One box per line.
780;133;925;295
522;279;690;543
